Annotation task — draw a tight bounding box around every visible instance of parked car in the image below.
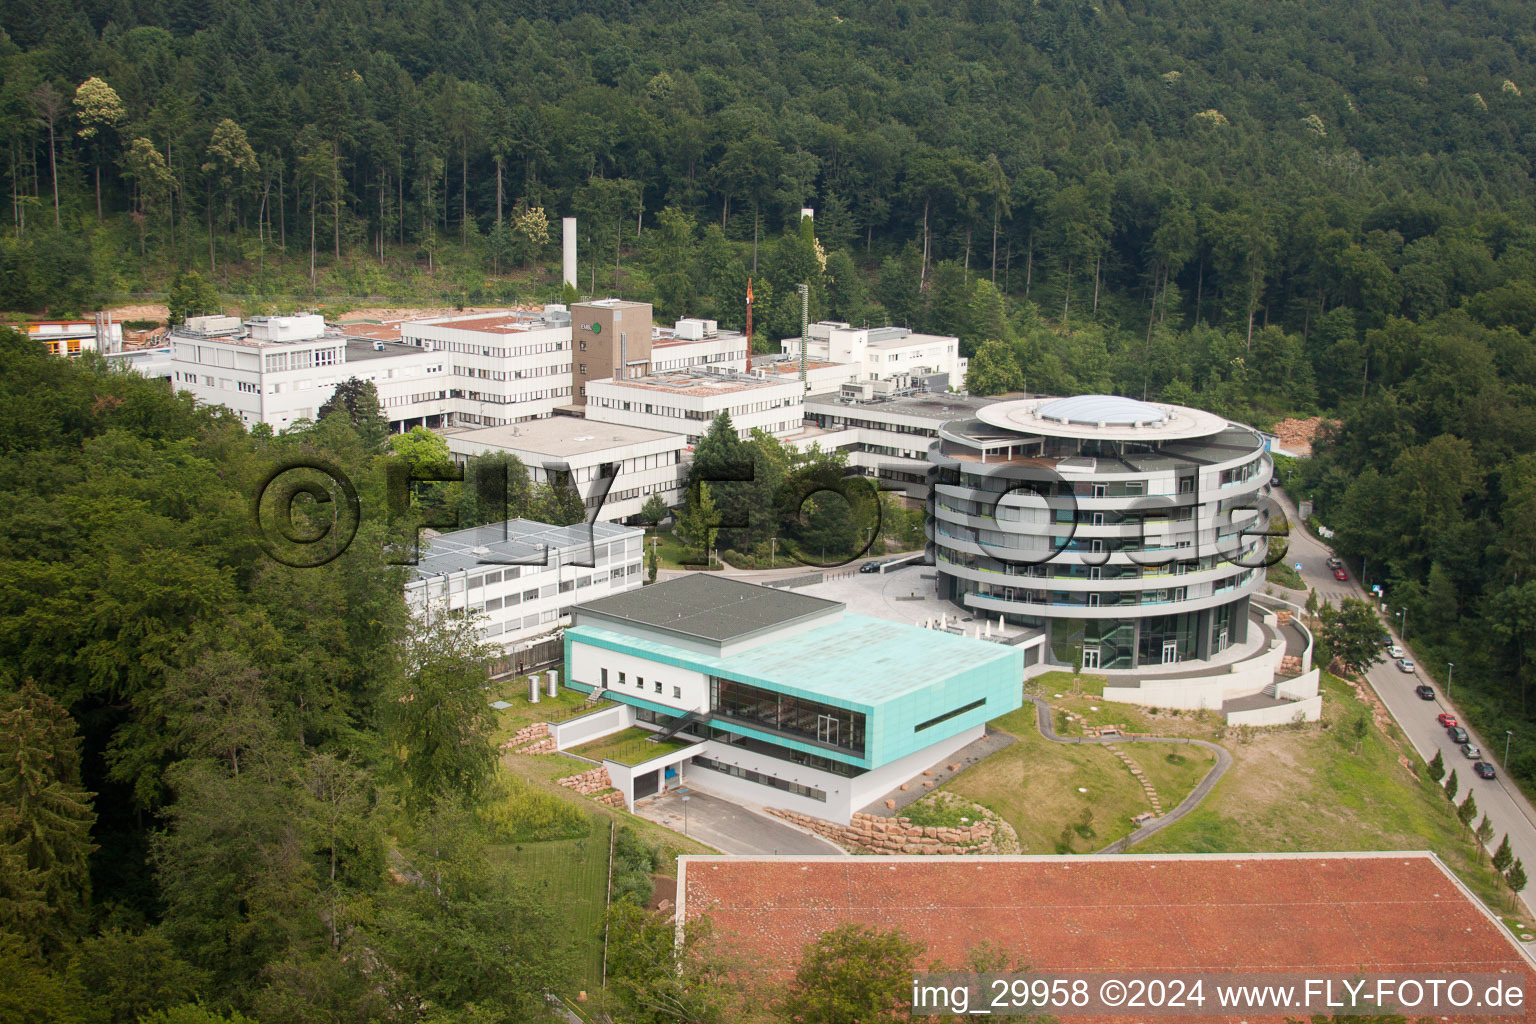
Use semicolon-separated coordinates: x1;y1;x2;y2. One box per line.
1415;684;1435;700
1326;557;1344;569
1448;726;1470;744
859;561;883;574
1388;644;1405;659
1437;713;1458;728
1333;567;1349;581
1462;743;1482;760
1475;761;1497;780
1397;658;1415;673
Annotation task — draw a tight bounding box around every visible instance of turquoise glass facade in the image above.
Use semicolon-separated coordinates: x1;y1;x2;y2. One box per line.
564;613;1022;770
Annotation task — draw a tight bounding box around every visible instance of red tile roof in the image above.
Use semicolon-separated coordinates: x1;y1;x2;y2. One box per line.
680;853;1535;1023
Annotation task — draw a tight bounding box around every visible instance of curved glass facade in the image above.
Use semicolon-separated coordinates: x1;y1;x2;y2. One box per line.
927;396;1273;670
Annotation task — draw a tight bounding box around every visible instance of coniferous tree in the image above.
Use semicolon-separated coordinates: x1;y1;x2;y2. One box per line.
1457;791;1478;827
0;681;97;955
1507;859;1527;894
1443;769;1458;802
1494;835;1514;873
1427;749;1445;782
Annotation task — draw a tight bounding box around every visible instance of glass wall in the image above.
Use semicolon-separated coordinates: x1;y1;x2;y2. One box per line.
709;677;867;756
1136;609;1201;664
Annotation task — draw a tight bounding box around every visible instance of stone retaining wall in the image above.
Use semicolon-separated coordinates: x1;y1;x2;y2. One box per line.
503;722;551;752
557;766;614;796
766;808;1001;855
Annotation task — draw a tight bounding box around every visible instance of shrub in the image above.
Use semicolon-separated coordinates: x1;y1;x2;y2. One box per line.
480;776;589;842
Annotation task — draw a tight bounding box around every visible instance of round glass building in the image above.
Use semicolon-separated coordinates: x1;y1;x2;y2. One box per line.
927;394;1274;670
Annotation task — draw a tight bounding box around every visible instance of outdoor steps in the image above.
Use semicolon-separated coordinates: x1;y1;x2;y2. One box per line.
1103;744;1163;817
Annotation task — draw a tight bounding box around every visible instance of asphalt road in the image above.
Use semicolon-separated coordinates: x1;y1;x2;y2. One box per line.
637;787;843;855
1275;488;1536;918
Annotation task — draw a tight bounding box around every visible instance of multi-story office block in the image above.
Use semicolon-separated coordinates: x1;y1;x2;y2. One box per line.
928;394;1273;670
405;518;645;651
443;417;688;523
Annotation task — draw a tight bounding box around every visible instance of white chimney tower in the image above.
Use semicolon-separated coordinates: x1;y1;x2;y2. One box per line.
562;217;577;291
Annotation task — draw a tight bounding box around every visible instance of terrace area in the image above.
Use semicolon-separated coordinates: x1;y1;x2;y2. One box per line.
569;726;698;766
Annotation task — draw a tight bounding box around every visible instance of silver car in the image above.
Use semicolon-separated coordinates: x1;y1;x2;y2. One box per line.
1387;644;1405;659
1397;658;1415;673
1462;743;1482;760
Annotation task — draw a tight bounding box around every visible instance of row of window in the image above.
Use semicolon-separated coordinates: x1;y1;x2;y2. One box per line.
407;336;569;358
453;386;572;405
690;755;828;802
600;667;684;701
451;363;570;382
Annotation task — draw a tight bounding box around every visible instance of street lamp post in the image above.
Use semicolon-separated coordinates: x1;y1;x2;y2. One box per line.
1398;607;1407;642
771;536;777;566
681;794;690;835
1448;662;1454;698
1506;731;1514;768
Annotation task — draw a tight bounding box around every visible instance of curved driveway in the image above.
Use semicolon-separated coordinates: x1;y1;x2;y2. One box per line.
1023;695;1233;854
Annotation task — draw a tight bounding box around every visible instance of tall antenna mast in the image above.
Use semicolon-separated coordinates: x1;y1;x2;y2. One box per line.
745;277;753;374
798;282;809;393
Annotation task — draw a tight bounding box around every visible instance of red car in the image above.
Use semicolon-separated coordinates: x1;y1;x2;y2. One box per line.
1437;713;1458;728
1332;567;1348;581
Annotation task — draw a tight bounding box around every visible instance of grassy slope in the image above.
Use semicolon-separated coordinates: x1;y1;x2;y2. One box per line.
487;823;612;994
945;705;1213;853
486;687;716;1001
1138;673;1522;920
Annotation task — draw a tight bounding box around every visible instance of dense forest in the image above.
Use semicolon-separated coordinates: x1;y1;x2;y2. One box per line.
7;0;1536;1017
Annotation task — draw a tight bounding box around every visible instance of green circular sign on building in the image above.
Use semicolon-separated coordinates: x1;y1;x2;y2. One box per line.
589;322;602;334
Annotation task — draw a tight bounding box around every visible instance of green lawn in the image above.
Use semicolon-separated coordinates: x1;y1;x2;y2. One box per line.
489;684;590;746
569;726;696;765
488;821;612;996
1266;561;1306;589
647;527;709;570
1138;672;1526;922
945;706;1168;853
1028;669;1107;698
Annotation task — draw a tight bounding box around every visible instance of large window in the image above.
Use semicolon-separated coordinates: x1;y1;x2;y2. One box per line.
709;677;866;756
691;755;827;802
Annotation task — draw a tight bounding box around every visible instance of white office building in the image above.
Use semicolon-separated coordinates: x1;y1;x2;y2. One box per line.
170;314;450;431
584;369;806;444
405;518;645;652
443;418;688;523
396;308;575;426
649;318;750;374
781;322;967;392
804;390;1020;500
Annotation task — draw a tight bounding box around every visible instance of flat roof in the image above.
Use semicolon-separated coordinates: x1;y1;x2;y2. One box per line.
866;330;955;351
408;518;638;578
751;359;843;375
405;311;566;335
653;330;748;348
571;604;1018;707
807;391;1024;421
343;338;423;362
573;573;839;645
445;417;685;457
336;321;404;341
975;395;1230;442
681;852;1536;983
594;369;794;398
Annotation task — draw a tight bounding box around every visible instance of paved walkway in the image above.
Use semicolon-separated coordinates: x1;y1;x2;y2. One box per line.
635;787;842;855
1022;695;1233;853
